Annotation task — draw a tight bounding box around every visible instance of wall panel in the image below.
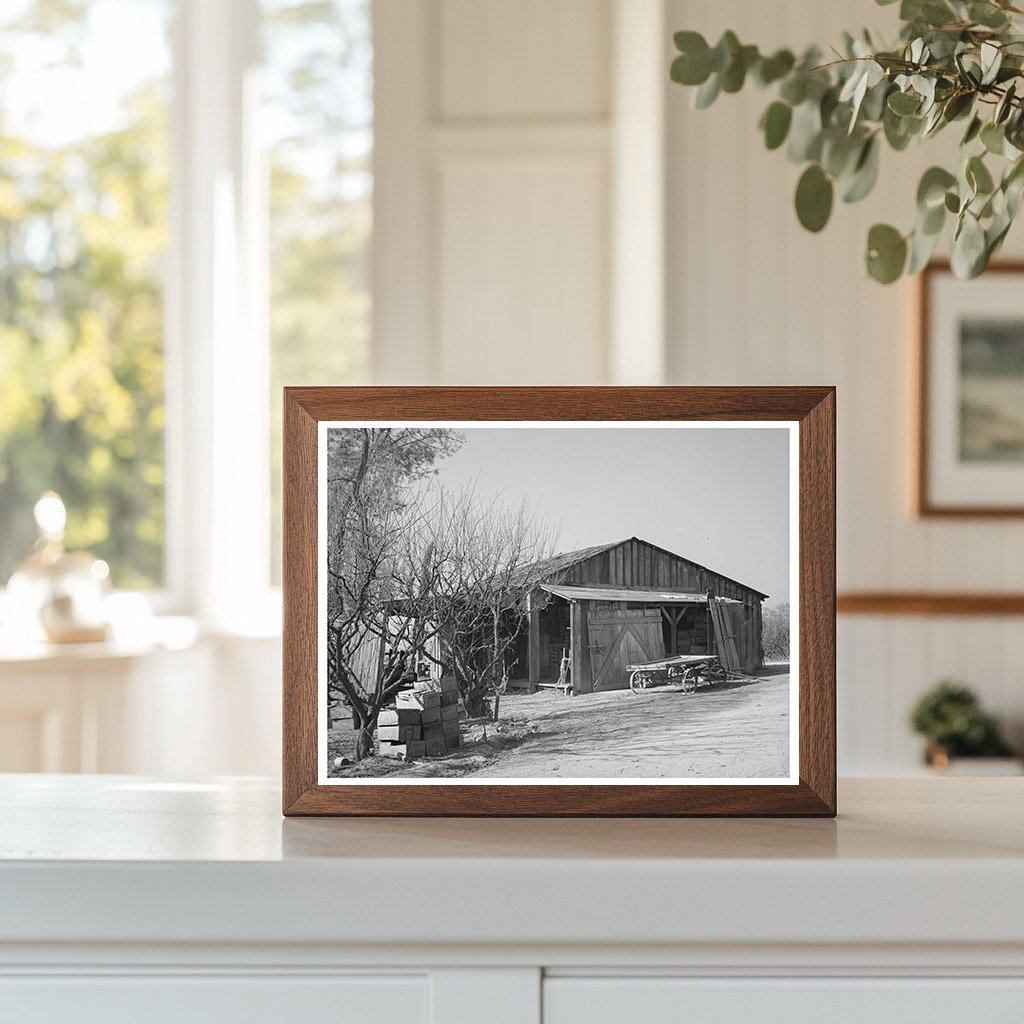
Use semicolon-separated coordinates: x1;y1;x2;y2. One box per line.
438;0;611;120
436;149;608;384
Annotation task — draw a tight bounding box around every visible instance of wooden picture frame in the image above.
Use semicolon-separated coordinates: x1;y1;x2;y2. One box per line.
283;387;836;816
917;260;1024;517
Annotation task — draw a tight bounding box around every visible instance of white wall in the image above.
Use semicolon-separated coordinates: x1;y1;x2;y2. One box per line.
665;0;1024;772
373;0;666;386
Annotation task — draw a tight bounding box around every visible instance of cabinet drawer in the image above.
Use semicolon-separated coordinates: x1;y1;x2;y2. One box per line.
544;977;1024;1024
0;973;427;1024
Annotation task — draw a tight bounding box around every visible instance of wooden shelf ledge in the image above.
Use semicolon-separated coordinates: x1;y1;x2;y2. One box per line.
837;592;1024;616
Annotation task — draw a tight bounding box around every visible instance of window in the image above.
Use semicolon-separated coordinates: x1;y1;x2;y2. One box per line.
0;0;373;615
262;0;372;581
0;0;172;589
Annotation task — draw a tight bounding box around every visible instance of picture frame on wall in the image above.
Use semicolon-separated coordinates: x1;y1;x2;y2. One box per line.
917;261;1024;517
282;387;836;817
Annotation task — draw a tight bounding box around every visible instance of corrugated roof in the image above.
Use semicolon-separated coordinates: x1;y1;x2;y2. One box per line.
540;584;740;605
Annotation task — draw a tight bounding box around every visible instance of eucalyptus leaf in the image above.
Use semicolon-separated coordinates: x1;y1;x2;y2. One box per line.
970;2;1009;29
866;223;908;283
754;49;795;87
779;73;807;106
952;212;987;278
795;164;834;232
884;106;921;150
787;101;823;162
980;42;1002;86
760;101;793;150
917;166;957;210
721;44;758;92
962;115;983;145
710;31;740;73
920;200;946;235
908;222;942;273
967;154;995;195
888;90;921;115
942;92;974;122
671;52;711;87
842;137;881;203
981;121;1006;155
996;82;1017;124
694;73;721;109
822;129;863;178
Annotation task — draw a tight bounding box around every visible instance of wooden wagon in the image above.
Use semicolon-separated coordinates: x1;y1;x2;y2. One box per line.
627;653;726;694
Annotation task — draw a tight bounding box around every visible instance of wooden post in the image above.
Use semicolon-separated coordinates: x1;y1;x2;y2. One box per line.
569;600;589;695
528;603;541;694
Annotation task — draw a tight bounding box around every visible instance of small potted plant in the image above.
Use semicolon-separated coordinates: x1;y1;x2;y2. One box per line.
910;680;1019;773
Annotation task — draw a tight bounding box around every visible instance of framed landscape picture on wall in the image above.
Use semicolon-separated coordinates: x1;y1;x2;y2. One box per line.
918;262;1024;516
282;387;836;817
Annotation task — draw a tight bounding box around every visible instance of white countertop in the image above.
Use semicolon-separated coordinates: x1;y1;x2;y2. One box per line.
1;776;1022;951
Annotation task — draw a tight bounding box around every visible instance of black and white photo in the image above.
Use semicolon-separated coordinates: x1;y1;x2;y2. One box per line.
318;423;797;785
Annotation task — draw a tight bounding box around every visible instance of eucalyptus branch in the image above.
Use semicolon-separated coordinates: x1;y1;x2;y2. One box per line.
671;0;1024;282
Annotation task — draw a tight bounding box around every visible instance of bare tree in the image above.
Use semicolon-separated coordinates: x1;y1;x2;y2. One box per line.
409;485;558;718
326;428;461;760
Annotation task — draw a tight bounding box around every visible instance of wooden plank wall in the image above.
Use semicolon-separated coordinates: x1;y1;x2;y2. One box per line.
563;537;759;602
560;539;765;671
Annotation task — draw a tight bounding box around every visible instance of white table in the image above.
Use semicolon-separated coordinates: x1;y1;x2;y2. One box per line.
1;776;1023;1022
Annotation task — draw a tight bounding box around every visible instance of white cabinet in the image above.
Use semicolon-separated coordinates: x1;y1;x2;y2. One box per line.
545;977;1024;1024
1;778;1023;1023
0;975;428;1024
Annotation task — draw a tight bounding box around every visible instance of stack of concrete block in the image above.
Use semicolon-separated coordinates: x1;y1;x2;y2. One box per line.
375;706;425;760
376;675;461;760
418;675;461;750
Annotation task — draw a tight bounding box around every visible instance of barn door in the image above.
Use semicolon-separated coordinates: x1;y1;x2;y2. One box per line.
709;598;745;673
586;607;665;691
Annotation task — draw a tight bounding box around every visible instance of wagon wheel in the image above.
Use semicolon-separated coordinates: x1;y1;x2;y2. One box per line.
629;671;654;694
679;667;698;694
704;662;727;687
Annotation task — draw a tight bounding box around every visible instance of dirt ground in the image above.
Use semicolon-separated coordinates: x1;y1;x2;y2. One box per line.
329;666;790;780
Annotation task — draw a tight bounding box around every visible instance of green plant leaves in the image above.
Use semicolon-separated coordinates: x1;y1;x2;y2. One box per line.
981;121;1006;155
888;90;921;115
672;31;713;86
753;49;795;87
668;10;1024;284
759;101;792;150
842;137;880;203
966;154;994;196
952;211;987;278
694;74;721;109
917;166;957;210
795;164;834;232
866;224;908;283
787;100;823;162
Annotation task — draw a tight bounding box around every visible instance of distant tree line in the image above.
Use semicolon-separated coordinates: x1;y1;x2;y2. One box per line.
761;602;790;663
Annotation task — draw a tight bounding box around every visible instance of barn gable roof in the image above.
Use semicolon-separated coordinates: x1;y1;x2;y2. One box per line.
523;536;769;601
518;540;622;581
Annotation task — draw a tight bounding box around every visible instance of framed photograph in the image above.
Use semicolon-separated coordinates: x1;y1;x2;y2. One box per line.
282;387;835;816
918;261;1024;516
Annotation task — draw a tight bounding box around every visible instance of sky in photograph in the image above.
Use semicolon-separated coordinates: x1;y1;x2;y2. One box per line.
421;426;792;604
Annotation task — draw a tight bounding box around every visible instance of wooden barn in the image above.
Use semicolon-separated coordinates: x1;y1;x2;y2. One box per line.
508;537;768;694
